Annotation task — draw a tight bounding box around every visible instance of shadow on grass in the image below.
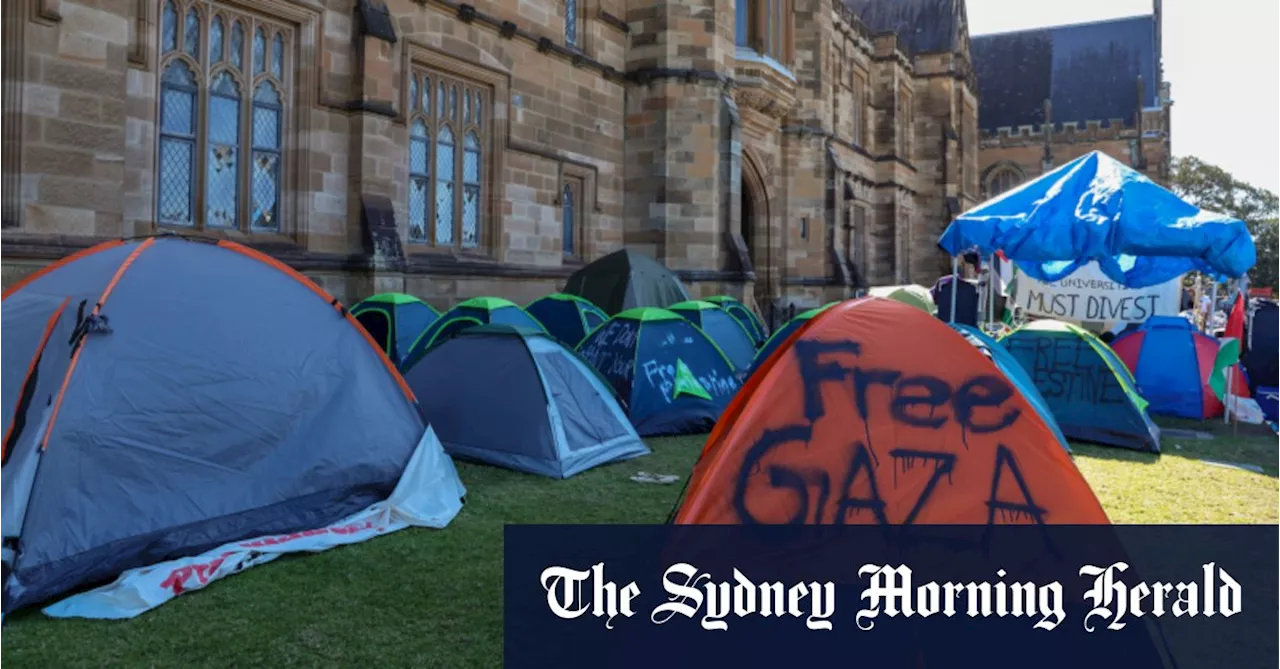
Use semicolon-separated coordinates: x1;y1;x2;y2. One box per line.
1069;442;1162;465
1071;417;1278;478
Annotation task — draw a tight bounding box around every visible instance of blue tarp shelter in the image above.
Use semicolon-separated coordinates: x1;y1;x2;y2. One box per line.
938;151;1256;288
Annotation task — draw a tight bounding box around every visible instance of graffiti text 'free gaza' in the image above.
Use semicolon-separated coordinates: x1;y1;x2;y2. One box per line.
539;562;1242;632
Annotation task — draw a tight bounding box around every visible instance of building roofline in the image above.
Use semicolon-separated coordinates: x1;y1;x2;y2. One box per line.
971;13;1153;40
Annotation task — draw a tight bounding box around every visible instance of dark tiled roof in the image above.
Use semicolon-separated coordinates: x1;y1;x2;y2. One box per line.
843;0;962;57
971;15;1159;131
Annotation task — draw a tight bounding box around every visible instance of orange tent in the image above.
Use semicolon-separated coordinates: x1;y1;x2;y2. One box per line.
675;297;1109;525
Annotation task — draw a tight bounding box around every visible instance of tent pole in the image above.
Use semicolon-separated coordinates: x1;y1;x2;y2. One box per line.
1208;281;1219;334
987;254;996;328
1224;357;1234;426
949;256;959;324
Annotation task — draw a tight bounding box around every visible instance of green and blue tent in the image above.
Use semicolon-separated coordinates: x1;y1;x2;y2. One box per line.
667;300;758;371
576;307;741;436
525;293;609;349
748;302;839;377
703;295;768;346
350;292;441;366
401;297;545;371
1000;320;1160;453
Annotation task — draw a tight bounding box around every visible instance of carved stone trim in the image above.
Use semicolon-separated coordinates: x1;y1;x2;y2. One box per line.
31;0;62;24
128;0;150;68
732;57;798;132
1;1;25;227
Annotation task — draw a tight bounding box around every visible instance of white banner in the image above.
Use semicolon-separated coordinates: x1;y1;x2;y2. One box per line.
39;426;466;621
1013;262;1183;324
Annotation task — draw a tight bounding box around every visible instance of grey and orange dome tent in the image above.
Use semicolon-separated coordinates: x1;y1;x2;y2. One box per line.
675;297;1110;525
0;236;464;614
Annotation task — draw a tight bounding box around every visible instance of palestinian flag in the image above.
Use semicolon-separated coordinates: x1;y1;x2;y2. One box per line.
1209;338;1243;403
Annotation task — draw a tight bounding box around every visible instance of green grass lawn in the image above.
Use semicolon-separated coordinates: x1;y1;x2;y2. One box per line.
3;420;1275;667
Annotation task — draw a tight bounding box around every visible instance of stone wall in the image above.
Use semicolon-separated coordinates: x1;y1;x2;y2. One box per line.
978;112;1173;194
3;0;982;310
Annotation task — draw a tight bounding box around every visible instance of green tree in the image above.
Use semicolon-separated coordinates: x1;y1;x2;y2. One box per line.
1170;156;1279;290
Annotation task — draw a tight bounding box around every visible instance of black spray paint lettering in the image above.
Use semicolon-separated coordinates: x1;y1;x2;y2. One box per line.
1011;337;1126;406
792;341;1023;435
986;445;1047;525
733;432;1043;526
730;342;1036;525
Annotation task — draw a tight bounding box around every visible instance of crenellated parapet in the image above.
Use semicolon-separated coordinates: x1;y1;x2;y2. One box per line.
978;117;1170;148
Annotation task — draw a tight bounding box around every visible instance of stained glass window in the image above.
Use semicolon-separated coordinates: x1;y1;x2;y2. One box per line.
735;0;748;47
206;72;241;227
409;120;430;242
230;21;244;69
410;69;490;250
462;131;481;248
434;125;455;245
271;33;284;79
162;1;178;53
158;61;197;226
565;0;578;47
156;5;291;233
210;16;224;63
987;169;1022;199
562;183;575;256
251;82;282;230
253;27;265;75
183;8;201;60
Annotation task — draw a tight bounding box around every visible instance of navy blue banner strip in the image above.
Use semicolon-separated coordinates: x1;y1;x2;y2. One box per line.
505;525;1278;669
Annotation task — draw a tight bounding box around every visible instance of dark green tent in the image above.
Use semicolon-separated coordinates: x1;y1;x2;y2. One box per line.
563;249;689;315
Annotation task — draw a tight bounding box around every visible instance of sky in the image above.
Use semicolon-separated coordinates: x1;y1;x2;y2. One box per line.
967;0;1280;196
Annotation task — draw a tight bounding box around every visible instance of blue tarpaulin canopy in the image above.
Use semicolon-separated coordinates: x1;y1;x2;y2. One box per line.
938;151;1256;288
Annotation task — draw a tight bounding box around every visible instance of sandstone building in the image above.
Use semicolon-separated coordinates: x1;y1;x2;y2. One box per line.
3;0;1160;321
971;5;1172;198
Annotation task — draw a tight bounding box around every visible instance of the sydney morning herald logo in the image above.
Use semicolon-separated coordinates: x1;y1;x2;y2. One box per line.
539;561;1241;632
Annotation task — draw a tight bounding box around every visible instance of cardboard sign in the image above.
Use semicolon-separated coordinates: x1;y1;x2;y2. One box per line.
1013;262;1182;324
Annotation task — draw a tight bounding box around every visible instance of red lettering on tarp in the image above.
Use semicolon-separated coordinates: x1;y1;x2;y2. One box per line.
235;519;378;548
159;551;235;595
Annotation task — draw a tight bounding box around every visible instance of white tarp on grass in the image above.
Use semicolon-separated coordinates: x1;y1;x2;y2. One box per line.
41;426;466;620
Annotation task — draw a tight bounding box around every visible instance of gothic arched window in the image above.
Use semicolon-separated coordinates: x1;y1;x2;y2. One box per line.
987;167;1023;198
406;67;490;250
562;183;575;257
156;0;290;232
564;0;579;48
